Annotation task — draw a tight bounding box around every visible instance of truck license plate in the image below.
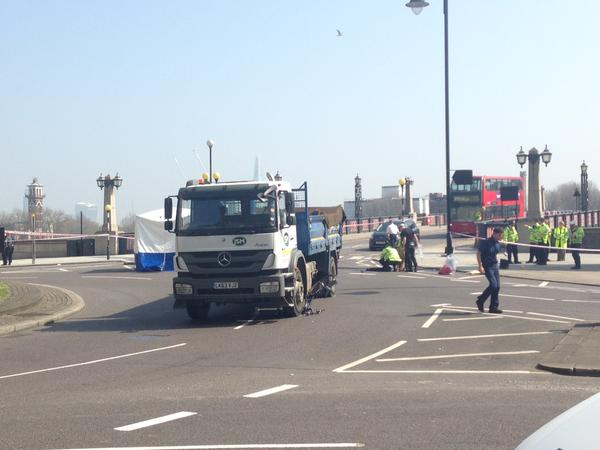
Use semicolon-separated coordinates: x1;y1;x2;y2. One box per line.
213;281;238;289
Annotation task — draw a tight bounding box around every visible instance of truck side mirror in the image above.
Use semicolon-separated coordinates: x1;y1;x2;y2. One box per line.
164;197;173;220
164;220;173;231
286;214;296;226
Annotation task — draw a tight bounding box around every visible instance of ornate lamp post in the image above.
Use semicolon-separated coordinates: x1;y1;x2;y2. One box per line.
516;146;552;219
96;173;123;233
405;0;453;254
581;161;589;212
399;178;406;216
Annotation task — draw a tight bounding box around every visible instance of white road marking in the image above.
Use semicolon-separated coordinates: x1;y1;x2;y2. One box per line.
57;444;365;449
443;316;503;322
115;411;197;431
0;343;187;380
430;303;452;307
352;244;362;249
339;370;546;375
397;274;426;279
377;350;539;362
349;256;362;260
562;299;600;304
422;308;443;328
81;276;153;281
538;281;549;287
500;313;569;324
243;384;298;398
417;331;556;342
234;313;259;330
469;292;555;302
526;312;585;322
450;279;481;283
443;305;524;314
58;268;70;272
458;275;484;280
333;340;407;373
0;276;38;279
349;272;375;276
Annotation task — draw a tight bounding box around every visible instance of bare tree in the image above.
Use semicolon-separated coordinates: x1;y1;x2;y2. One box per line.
545;181;600;211
119;212;137;233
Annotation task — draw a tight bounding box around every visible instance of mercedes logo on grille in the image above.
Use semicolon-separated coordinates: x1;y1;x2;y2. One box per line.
217;252;232;267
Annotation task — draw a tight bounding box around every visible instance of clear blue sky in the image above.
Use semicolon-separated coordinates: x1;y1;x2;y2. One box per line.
1;0;599;218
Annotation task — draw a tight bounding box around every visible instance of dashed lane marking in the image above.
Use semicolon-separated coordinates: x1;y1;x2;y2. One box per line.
376;350;539;362
469;292;555;302
538;281;549;287
115;411;197;431
243;384;298;398
397;274;427;279
562;299;600;304
349;272;376;276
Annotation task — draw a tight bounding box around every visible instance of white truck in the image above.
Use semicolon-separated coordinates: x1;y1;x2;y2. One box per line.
164;178;344;320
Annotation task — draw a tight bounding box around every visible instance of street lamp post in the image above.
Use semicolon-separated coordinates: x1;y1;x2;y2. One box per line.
31;214;36;265
206;139;214;183
581;161;589;212
516;145;552;219
405;0;453;255
105;204;112;260
574;188;581;211
399;178;406;217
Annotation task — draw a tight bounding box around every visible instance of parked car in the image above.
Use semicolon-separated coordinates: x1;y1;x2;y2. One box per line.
368;219;420;251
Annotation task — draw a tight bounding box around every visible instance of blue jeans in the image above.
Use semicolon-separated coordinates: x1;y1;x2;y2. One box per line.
480;264;500;310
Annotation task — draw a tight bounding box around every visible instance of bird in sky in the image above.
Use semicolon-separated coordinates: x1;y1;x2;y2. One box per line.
336;29;343;37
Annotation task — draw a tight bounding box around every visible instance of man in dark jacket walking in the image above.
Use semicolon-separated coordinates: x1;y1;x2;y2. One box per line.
476;227;503;314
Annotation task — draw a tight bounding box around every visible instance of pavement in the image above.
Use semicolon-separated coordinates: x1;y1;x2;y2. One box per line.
1;233;600;376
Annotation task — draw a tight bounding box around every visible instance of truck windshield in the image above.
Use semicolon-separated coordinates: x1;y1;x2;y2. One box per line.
177;190;277;235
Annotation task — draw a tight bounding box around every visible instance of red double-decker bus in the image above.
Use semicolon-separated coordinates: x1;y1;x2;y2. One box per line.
449;175;525;235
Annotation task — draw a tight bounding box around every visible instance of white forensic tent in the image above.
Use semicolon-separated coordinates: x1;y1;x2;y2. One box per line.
134;208;176;271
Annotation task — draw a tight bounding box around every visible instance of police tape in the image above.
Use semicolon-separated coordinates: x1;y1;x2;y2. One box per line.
451;231;600;253
4;230;135;242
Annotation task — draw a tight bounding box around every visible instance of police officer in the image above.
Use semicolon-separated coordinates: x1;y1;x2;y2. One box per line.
537;219;552;265
525;220;540;263
476;227;503;314
553;221;569;261
569;223;585;270
503;221;520;264
379;243;402;272
3;232;15;266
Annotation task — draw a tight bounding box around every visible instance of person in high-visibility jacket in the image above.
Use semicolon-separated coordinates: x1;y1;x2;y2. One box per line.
553;221;569;261
379;244;402;272
503;221;520;264
569;224;585;269
537;219;552;265
525;220;540;263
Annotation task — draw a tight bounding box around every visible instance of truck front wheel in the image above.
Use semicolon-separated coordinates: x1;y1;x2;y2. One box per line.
285;266;306;317
186;302;210;321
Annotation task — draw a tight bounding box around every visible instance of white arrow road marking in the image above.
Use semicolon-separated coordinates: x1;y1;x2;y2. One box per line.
422;308;443;328
333;340;407;373
376;350;539;362
115;411;197;431
243;384;298;398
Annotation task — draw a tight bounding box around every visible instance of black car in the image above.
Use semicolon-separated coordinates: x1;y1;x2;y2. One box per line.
368;219;420;251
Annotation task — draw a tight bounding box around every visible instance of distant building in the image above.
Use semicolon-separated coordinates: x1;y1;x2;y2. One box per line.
75;202;98;223
429;192;447;215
